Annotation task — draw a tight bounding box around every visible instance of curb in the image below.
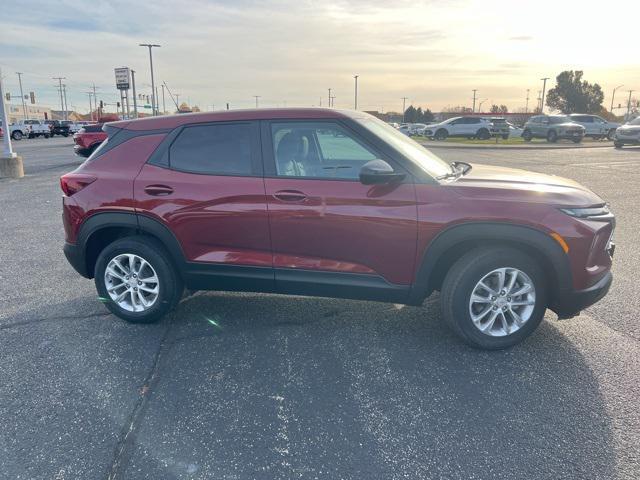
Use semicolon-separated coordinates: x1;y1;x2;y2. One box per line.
418;141;614;151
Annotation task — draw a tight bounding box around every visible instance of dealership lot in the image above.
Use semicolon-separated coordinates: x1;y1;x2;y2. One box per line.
1;138;639;479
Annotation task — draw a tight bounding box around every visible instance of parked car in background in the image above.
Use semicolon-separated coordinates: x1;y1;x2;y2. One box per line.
613;116;640;148
43;120;71;137
488;118;510;139
425;116;493;140
522;115;585;143
62;121;88;134
408;123;428;136
568;114;619;140
73;123;107;157
398;124;411;136
60;108;614;349
10;120;50;140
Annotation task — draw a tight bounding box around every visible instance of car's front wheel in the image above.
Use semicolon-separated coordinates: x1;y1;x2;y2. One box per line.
11;131;22;141
607;129;616;141
522;129;532;142
434;129;448;141
476;128;490;140
546;130;558;143
441;247;547;349
94;236;183;323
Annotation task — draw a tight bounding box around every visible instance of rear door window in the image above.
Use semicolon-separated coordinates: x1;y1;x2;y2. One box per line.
169;123;256;176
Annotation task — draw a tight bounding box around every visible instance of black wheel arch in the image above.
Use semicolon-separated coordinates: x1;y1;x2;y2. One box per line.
409;222;573;311
75;211;187;279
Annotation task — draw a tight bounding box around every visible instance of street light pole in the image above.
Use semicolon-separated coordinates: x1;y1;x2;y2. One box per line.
161;84;166;114
62;84;69;120
139;43;161;116
472;89;477;113
626;90;634;120
253;95;261;108
328;88;332;108
131;70;138;118
540;77;549;114
16;72;27;121
401;97;408;121
611;84;624;113
354;75;359;110
525;89;530;113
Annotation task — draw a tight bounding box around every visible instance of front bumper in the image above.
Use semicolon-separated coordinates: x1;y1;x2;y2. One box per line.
63;242;90;278
553;271;612;319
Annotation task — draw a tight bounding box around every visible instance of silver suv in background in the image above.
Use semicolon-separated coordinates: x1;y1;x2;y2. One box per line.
569;114;619;140
613;116;640;148
522;115;585;143
424;116;493;140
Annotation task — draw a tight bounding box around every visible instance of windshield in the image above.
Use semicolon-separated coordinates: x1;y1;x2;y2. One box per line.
356;116;451;178
629;117;640;125
549;116;570;124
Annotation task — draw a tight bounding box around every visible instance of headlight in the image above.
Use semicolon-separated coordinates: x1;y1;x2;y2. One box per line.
560;205;611;219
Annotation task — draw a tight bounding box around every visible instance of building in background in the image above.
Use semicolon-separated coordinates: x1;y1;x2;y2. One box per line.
6;103;52;123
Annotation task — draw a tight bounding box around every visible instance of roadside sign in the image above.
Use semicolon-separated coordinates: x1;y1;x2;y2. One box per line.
114;67;130;90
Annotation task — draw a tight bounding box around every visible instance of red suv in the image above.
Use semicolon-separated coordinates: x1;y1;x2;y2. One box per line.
61;109;614;349
73;123;107;157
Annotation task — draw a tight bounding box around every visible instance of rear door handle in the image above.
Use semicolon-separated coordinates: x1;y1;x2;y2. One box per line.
144;184;174;196
273;190;307;202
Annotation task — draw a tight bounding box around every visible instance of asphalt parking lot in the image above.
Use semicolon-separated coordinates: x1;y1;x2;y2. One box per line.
1;137;639;479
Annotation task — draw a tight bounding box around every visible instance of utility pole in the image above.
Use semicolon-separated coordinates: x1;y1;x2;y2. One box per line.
478;99;488;112
330;96;336;107
253;95;261;108
626;90;634;120
540;77;549;114
139;43;161;115
16;72;27;120
354;75;359;110
525;89;530;113
175;93;180;111
86;92;93;121
401;97;408;121
92;83;99;119
472;89;478;113
161;84;166;114
53;76;65;119
131;70;138;118
0;69;23;178
328;88;332;108
62;84;69;120
611;84;624;113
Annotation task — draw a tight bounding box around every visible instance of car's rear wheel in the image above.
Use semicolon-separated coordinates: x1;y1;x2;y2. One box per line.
476;128;490;140
522;129;532;142
434;129;448;141
614;141;623;149
546;130;558;143
607;129;616;141
441;247;547;349
572;137;582;144
94;236;183;323
11;131;22;141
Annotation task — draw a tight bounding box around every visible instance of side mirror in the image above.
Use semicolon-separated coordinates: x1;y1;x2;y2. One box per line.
359;159;405;185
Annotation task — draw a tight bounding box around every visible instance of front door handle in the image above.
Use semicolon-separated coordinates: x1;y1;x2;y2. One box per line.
273;190;307;202
144;184;174;196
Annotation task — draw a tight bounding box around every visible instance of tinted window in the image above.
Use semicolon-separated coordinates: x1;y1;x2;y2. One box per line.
169;123;254;175
467;118;481;124
272;122;377;180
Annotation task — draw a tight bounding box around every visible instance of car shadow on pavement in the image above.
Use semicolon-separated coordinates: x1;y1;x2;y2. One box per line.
107;291;616;480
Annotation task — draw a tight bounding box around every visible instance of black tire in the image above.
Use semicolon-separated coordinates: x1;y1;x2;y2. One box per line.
522;129;532;142
94;236;183;324
476;128;490;140
614;142;623;149
546;130;558;143
11;131;23;141
63;133;69;137
502;134;509;140
572;137;582;144
440;247;547;350
607;129;616;141
44;133;51;139
434;129;448;141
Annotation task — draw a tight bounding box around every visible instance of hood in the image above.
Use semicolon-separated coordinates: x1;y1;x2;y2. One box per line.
617;125;640;132
449;163;603;206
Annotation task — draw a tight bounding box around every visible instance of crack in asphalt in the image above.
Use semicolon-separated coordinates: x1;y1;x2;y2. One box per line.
106;315;175;480
0;311;111;330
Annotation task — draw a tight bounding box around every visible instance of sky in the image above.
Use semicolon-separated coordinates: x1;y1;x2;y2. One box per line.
1;0;639;115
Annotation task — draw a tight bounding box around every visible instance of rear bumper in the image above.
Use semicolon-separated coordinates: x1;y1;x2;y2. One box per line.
73;144;94;157
553;271;612;319
63;242;90;278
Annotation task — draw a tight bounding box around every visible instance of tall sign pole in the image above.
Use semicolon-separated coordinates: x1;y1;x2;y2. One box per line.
0;70;24;178
139;44;161;116
114;67;131;119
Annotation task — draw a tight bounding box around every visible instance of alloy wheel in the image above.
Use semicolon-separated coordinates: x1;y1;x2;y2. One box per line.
104;253;159;312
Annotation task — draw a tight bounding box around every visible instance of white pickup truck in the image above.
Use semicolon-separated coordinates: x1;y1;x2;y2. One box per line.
7;119;51;140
